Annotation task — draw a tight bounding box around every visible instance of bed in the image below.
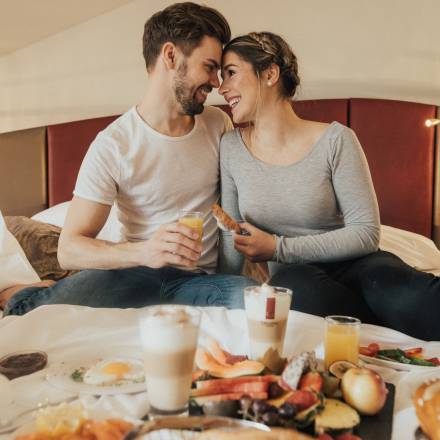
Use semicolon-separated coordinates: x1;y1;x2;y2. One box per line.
0;98;439;287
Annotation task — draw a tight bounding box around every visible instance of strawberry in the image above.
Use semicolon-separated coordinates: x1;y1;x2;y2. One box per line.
298;371;323;392
286;390;318;411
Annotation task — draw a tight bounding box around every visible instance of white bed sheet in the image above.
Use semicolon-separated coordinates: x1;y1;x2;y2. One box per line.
0;305;439;440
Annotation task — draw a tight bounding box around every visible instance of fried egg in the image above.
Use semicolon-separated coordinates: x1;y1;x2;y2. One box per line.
83;357;144;386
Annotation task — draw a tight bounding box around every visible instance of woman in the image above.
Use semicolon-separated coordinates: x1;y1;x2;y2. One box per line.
218;31;440;340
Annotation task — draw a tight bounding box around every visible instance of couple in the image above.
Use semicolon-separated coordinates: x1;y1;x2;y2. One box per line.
3;3;439;340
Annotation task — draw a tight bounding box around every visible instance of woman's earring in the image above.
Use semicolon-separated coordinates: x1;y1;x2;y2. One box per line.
267;81;272;86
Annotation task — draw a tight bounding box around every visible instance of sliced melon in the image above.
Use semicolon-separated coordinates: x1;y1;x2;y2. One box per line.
195;349;264;378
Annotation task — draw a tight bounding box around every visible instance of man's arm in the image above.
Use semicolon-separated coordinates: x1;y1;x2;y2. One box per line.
58;196;201;270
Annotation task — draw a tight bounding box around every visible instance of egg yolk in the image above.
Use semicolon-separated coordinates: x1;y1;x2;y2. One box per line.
101;362;131;379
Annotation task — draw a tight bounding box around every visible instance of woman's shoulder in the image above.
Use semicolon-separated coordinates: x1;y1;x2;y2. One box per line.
306;121;358;148
220;127;241;150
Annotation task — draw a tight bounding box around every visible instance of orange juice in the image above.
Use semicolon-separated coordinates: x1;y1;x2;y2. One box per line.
324;316;360;369
178;211;203;242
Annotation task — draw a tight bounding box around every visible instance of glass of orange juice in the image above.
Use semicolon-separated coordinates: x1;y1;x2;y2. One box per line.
178;210;203;242
324;315;360;370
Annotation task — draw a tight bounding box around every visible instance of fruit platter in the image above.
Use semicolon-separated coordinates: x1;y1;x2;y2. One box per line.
189;339;393;440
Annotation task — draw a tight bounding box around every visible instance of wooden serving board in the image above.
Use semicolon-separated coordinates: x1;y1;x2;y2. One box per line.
356;382;395;440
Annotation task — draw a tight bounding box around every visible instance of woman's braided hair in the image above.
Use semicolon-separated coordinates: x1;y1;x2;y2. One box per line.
223;31;300;98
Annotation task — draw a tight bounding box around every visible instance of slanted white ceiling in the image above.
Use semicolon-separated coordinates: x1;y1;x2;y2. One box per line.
0;0;134;56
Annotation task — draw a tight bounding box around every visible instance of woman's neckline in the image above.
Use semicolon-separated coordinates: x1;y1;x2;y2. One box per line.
236;121;337;169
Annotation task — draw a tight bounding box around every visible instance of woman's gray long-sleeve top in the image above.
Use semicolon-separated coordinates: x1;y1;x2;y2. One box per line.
218;122;381;276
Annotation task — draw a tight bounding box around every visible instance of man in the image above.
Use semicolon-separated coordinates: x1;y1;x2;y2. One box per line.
2;2;255;316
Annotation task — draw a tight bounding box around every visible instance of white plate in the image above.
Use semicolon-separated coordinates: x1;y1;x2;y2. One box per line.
359;350;440;372
45;355;147;395
13;401;140;437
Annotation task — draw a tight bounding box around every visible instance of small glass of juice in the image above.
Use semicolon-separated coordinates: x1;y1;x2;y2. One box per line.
324;315;360;370
178;211;203;242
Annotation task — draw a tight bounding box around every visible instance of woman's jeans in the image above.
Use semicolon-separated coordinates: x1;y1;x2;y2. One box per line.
270;251;440;341
3;267;257;316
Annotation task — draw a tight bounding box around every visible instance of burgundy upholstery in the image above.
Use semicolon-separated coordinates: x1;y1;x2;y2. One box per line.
218;99;348;125
47;116;118;206
350;99;436;237
293;99;348;125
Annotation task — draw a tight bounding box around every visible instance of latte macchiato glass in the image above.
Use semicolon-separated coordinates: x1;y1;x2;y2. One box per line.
139;305;200;415
244;284;292;361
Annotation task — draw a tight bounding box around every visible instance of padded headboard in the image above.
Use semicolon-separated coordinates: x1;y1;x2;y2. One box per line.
47;116;118;207
1;98;438;246
350;99;436;237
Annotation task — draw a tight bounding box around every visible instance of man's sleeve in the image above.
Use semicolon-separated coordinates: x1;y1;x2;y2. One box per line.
221;109;234;132
73;134;121;206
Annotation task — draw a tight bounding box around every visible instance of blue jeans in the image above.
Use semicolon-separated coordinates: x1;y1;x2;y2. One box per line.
3;266;257;316
270;251;440;340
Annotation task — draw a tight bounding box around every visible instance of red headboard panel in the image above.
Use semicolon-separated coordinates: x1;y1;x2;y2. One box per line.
218;99;348;126
350;98;436;237
47;115;118;206
293;99;348;125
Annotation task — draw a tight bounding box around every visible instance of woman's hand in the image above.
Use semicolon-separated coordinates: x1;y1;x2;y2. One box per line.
233;222;276;262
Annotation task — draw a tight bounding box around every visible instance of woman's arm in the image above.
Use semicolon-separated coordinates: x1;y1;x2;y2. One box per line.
275;127;380;264
217;137;245;274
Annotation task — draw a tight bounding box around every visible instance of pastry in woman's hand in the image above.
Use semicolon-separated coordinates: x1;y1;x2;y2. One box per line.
212;204;242;234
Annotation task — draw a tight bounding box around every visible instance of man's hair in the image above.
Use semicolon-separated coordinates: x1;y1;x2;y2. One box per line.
143;2;230;71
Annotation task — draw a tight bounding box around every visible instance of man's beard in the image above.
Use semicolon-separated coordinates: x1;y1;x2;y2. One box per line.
174;61;211;116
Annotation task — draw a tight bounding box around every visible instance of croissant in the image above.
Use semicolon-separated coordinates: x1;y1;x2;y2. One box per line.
212;204;242;234
413;378;440;440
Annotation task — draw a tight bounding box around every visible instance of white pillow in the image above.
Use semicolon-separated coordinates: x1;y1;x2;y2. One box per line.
31;201;69;229
379;225;440;276
32;201;123;243
0;210;40;291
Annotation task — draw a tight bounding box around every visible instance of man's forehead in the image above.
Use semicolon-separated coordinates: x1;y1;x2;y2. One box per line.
191;35;222;64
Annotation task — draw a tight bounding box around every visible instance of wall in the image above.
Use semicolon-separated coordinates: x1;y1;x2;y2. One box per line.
1;0;439;133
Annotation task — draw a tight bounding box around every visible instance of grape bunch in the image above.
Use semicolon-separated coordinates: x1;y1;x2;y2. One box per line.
239;395;298;427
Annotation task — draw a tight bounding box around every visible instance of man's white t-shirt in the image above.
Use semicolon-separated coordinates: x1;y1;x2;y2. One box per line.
74;106;232;273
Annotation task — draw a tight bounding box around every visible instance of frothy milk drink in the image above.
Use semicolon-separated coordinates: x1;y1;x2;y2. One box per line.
244;284;292;361
139;305;200;414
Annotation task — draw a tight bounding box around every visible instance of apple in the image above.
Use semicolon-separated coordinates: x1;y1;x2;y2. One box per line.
341;367;388;415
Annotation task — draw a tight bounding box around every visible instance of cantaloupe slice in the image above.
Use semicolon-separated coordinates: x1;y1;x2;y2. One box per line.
205;338;247;366
195;349;264;378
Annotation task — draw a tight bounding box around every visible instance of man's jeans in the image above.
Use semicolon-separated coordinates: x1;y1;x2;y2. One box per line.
3;266;257;316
